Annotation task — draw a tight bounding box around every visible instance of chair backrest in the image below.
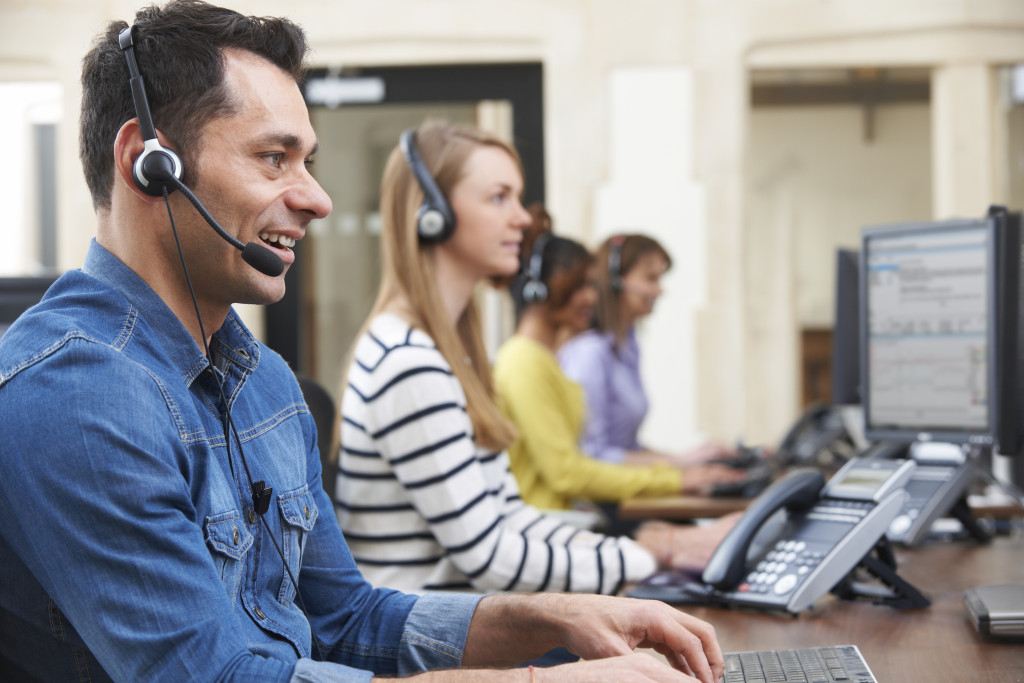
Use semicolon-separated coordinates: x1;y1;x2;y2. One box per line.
296;373;338;500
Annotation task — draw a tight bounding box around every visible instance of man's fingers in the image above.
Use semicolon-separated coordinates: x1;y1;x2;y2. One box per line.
632;605;723;683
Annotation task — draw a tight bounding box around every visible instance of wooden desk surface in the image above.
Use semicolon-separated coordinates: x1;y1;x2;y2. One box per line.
618;495;1023;522
678;536;1024;682
618;494;750;520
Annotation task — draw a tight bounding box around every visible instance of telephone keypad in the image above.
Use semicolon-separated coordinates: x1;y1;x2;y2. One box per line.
740;539;830;596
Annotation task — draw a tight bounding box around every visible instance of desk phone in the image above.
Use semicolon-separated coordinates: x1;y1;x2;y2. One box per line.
630;459;928;614
883;443;983;546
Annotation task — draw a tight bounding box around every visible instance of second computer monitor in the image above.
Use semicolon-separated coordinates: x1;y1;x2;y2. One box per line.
832;249;861;406
860;215;1020;450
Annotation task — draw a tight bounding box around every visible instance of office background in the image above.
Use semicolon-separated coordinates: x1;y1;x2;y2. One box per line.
2;0;1023;453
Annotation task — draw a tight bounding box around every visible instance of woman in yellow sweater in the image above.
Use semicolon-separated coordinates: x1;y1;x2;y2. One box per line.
494;206;744;555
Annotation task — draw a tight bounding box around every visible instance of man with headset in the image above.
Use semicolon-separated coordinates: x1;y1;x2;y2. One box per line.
0;2;723;681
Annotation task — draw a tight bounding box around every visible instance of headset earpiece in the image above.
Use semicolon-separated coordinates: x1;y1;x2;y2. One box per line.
522;232;551;304
133;138;183;197
399;128;456;243
119;27;183;197
608;234;626;293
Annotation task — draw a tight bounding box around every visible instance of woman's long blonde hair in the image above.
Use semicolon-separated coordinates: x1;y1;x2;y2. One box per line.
340;121;518;452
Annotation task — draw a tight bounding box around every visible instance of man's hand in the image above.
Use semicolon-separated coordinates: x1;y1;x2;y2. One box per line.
546;594;723;683
397;652;707;681
541;652;709;682
434;591;725;682
461;593;723;683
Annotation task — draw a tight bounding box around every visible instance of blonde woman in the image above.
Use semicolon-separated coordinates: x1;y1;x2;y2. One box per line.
335;122;683;596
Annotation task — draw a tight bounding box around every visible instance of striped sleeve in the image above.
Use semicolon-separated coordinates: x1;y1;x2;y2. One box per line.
335;316;656;595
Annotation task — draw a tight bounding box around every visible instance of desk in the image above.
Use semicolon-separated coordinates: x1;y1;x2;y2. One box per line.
618;495;749;520
618;495;1022;524
679;536;1024;682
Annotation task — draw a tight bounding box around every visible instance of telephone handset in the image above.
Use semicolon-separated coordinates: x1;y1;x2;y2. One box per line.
702;469;824;590
696;458;921;614
706;404;857;499
775;403;855;470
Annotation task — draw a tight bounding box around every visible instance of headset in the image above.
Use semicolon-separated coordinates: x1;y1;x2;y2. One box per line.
118;27;183;198
399;128;456;243
521;231;552;304
608;234;626;292
117;26;283;278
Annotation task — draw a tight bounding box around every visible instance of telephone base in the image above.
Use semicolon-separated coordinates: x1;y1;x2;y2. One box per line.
830;537;930;610
949;496;993;543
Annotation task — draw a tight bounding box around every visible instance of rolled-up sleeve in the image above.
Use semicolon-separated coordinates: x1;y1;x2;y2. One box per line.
398;592;484;675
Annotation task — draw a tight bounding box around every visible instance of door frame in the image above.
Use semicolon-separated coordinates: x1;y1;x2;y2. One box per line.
266;62;544;371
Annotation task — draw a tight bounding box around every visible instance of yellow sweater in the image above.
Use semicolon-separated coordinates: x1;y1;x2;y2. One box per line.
494;334;682;510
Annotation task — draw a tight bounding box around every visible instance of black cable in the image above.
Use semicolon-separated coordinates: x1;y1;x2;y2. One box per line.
161;189;325;662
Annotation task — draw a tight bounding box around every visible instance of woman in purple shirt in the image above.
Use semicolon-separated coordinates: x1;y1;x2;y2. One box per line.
558;233;735;467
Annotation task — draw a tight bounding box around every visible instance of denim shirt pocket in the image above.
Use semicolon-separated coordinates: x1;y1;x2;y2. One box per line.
276;484;319;605
204;510;253;607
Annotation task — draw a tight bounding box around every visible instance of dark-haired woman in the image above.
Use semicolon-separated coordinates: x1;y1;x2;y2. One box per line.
493;209;742;570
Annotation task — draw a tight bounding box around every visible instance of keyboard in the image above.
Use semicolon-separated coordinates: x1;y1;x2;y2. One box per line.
708;464;775;498
723;645;876;683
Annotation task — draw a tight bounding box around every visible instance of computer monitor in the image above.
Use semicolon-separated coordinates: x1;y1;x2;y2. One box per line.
831;249;860;406
859;212;1021;453
0;276;58;338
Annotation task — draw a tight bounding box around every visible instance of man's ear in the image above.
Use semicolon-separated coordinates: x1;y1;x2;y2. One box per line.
113;118;174;203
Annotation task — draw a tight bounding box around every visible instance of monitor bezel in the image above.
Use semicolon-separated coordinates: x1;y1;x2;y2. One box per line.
831;248;861;406
859;217;1001;447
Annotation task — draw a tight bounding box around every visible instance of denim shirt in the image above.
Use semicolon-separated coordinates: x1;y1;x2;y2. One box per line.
0;241;481;682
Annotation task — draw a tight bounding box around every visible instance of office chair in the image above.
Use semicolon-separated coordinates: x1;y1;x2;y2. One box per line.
296;373;338;500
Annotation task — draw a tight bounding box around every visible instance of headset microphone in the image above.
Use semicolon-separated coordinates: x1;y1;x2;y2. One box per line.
118;26;284;278
165;175;285;277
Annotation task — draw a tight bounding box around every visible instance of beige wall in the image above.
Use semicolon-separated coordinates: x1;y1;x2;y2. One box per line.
745;102;933;442
2;0;1024;449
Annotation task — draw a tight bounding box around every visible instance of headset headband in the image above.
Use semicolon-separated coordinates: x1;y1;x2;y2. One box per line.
399;128;456;242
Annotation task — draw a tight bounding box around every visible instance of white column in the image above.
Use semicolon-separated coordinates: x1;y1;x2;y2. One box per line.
931;64;999;219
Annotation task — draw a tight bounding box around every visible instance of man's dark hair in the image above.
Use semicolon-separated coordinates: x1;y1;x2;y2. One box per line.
79;0;308;210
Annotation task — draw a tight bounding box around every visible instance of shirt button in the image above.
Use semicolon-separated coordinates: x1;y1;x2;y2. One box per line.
232;526;240;546
248;509;257;524
237;349;250;360
253;606;266;620
304;505;310;520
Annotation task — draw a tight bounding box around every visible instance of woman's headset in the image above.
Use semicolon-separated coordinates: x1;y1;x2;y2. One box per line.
399;128;456;243
522;232;552;304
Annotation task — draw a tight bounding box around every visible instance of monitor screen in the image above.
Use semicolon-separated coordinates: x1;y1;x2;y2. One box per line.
860;219;1002;446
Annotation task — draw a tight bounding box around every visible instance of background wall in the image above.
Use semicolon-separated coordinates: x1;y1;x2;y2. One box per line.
2;0;1023;451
